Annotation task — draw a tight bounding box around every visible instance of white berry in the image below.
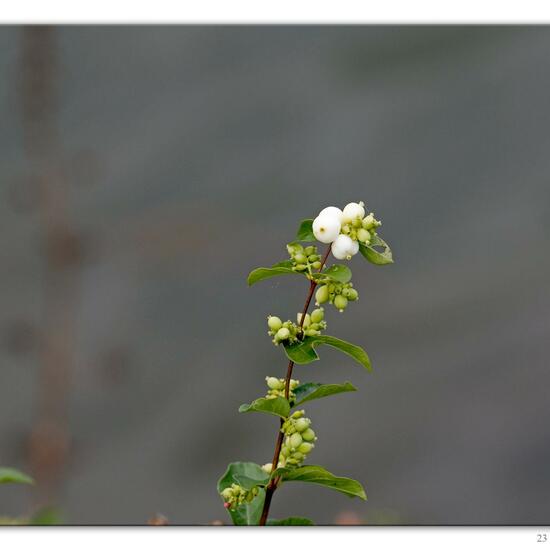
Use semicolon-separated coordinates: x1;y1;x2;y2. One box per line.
312;213;341;244
331;234;359;260
342;201;365;223
318;206;344;224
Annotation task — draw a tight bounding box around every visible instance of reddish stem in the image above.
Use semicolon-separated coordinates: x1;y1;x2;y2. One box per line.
259;244;331;525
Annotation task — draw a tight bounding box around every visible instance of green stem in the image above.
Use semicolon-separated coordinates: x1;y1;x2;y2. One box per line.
259;245;331;526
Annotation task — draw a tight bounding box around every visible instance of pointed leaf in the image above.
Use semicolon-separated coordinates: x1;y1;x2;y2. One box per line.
247;265;299;286
239;396;290;419
217;462;270;525
276;465;366;500
311;264;352;284
292;382;357;407
283;335;371;371
0;468;34;485
267;517;314;526
359;234;393;265
296;219;315;242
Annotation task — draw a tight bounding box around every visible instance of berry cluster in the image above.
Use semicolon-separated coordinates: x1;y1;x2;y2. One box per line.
287;243;322;273
312;202;382;260
267;310;327;345
315;282;358;312
265;377;300;401
278;410;316;468
220;484;260;511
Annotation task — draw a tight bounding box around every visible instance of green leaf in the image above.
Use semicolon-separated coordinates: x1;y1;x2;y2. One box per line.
283;335;371;371
312;264;352;284
247;264;299;286
292;382;357;407
30;507;62;525
217;462;270;525
275;465;366;500
296;219;315;242
359;234;393;265
267;517;314;526
0;468;34;485
239;396;290;419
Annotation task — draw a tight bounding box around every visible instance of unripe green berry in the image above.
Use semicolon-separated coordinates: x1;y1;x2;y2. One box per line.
291;452;304;461
289;433;303;449
347;288;359;301
311;308;324;323
294;253;307;264
292;410;305;418
294;418;310;432
304;246;315;256
357;228;371;243
266;376;283;390
267;316;283;331
302;428;316;442
312;261;322;269
334;295;348;311
298;442;314;454
315;285;329;304
295;264;307;271
276;327;290;341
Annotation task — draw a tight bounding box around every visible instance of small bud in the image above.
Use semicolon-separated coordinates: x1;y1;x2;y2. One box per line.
295;263;307;271
362;213;375;229
315;285;329;305
221;488;233;500
304;246;315;256
261;463;273;474
267;316;283;331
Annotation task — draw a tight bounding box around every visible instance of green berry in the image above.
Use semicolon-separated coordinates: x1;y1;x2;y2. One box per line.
362;214;375;229
294;253;307;264
304;246;315;256
294;418;310;432
334;295;348;311
357;228;371;243
267;316;282;331
276;327;290;341
289;433;303;449
347;288;359;301
266;376;283;390
315;285;329;304
302;428;316;442
311;308;324;323
312;261;322;269
298;442;314;454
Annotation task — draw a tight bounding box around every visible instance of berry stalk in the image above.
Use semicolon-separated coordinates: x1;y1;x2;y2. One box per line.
259;245;331;526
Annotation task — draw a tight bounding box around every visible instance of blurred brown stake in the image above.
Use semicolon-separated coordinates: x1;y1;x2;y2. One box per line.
18;26;81;511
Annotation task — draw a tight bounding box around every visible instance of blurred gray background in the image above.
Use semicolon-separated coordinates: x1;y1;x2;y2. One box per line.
0;26;549;525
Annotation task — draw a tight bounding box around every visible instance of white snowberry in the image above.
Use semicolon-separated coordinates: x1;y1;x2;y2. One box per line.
312;213;341;244
342;201;365;223
331;234;359;260
318;206;344;224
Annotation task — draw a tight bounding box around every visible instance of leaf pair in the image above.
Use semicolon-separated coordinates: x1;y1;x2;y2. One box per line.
283;335;371;371
217;462;366;525
239;382;357;419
